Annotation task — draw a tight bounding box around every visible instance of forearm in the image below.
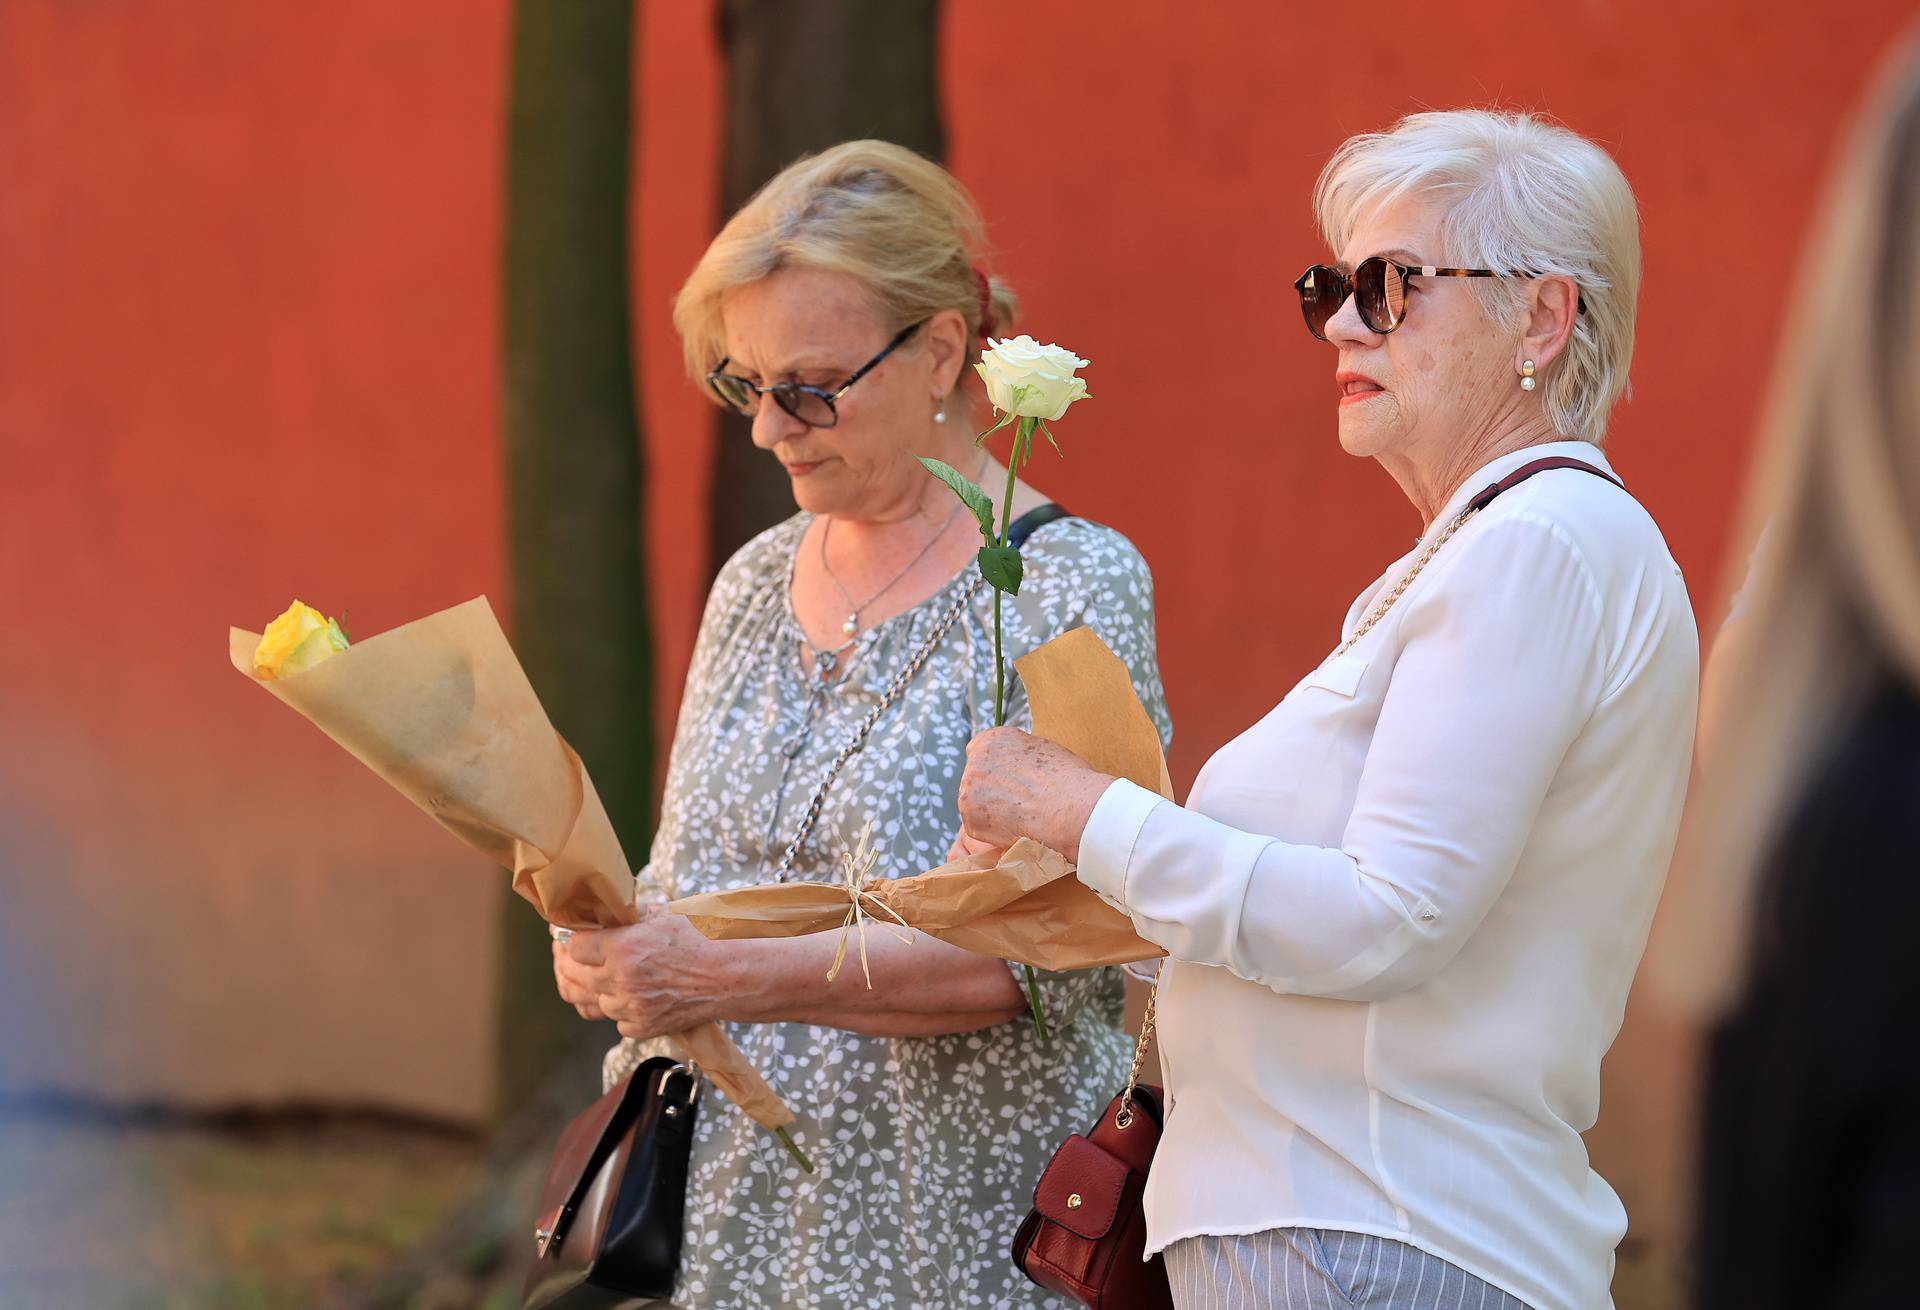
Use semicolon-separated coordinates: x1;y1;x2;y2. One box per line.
715;930;1027;1036
1079;778;1531;1001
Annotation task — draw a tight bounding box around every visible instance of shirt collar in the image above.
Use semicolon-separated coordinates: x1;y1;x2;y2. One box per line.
1424;439;1616;536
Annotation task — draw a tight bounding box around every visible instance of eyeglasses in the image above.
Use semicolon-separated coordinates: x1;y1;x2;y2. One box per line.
1293;258;1527;341
1293;259;1591;341
705;320;925;428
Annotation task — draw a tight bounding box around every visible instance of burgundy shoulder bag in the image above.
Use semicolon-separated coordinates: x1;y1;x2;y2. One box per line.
1012;982;1173;1310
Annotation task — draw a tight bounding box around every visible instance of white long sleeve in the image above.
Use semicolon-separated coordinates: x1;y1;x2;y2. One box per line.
1073;443;1698;1310
1080;513;1607;1001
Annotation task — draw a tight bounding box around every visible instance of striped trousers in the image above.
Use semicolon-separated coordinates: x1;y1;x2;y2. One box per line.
1163;1229;1536;1310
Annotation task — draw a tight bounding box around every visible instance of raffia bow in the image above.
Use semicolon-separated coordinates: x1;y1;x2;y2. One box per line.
826;821;915;987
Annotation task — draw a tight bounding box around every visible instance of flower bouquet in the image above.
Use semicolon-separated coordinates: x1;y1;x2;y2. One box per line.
670;624;1170;990
230;596;800;1149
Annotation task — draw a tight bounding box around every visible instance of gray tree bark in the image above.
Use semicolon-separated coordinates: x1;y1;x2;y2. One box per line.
497;0;653;1126
706;0;946;573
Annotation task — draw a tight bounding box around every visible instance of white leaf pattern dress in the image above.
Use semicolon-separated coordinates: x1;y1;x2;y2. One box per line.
603;510;1172;1310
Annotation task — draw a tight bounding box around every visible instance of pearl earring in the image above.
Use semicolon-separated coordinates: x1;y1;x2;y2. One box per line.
1520;360;1537;392
933;397;948;424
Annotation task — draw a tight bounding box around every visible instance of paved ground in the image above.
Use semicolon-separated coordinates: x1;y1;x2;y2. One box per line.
0;1109;1683;1309
0;1111;482;1309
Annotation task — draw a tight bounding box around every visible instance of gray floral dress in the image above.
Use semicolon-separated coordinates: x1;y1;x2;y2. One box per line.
604;510;1172;1310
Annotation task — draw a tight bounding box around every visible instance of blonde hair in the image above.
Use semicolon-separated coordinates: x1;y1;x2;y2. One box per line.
674;140;1017;389
1656;32;1920;1017
1313;110;1641;442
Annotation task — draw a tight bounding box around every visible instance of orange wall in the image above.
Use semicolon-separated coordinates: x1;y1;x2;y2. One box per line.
1;0;1911;1132
0;0;721;1122
940;0;1917;787
0;0;516;1121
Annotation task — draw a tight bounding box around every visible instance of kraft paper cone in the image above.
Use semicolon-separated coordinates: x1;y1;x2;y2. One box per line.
670;625;1170;972
231;596;794;1131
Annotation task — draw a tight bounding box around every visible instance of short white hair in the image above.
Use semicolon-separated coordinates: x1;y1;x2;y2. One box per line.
1313;110;1641;442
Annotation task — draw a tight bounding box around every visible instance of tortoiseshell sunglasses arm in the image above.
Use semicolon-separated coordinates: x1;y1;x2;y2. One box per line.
1397;264;1586;312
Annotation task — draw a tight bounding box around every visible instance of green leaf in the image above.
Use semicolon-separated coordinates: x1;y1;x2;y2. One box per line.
977;544;1023;595
327;617;352;649
917;456;997;544
972;411;1017;447
1037;421;1064;458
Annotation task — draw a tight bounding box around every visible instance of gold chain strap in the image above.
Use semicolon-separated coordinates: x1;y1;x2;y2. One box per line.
1332;505;1479;659
1109;504;1483;1133
1114;978;1158;1130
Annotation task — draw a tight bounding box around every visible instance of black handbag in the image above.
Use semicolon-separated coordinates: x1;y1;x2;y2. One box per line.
523;1056;699;1309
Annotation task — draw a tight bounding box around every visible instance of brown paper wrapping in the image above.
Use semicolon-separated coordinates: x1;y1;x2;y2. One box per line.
230;596;793;1130
670;625;1171;971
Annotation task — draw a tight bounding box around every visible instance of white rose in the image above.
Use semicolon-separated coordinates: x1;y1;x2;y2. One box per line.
974;335;1091;422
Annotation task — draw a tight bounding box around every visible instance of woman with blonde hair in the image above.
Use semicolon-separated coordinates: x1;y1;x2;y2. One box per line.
1668;29;1920;1310
549;140;1170;1308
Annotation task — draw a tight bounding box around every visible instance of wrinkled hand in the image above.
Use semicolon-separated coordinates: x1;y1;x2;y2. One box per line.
554;905;744;1041
552;929;607;1020
957;727;1113;861
947;829;996;860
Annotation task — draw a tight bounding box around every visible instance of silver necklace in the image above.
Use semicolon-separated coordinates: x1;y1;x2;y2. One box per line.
771;572;984;880
819;497;967;637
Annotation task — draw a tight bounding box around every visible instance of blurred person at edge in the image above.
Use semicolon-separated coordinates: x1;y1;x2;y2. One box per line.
1658;27;1920;1310
956;110;1698;1310
551;140;1171;1310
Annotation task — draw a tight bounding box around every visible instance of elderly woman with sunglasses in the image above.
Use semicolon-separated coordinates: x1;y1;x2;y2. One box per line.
957;111;1697;1310
550;139;1170;1310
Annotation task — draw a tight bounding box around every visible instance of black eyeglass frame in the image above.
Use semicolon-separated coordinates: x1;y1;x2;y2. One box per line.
705;319;926;428
1292;257;1584;341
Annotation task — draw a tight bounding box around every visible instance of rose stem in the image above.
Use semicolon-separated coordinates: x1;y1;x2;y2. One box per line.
1023;962;1051;1042
990;416;1030;726
774;1125;815;1173
992;418;1050;1042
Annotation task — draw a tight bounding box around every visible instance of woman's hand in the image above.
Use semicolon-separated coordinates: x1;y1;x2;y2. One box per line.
947;829;995;860
957;727;1115;862
556;901;1027;1039
553;932;608;1020
559;906;746;1042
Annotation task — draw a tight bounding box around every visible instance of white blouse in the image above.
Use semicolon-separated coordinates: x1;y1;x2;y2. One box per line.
1078;442;1699;1310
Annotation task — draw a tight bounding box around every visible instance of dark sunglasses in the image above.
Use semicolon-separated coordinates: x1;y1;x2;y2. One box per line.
1293;258;1518;340
1293;257;1585;342
706;320;925;428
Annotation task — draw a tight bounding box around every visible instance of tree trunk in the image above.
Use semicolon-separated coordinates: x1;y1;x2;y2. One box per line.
497;0;653;1126
706;0;946;572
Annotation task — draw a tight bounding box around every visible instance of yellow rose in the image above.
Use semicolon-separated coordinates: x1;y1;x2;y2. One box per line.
252;600;350;680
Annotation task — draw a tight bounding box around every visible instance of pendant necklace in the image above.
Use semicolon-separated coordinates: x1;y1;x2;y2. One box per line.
819;493;969;638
